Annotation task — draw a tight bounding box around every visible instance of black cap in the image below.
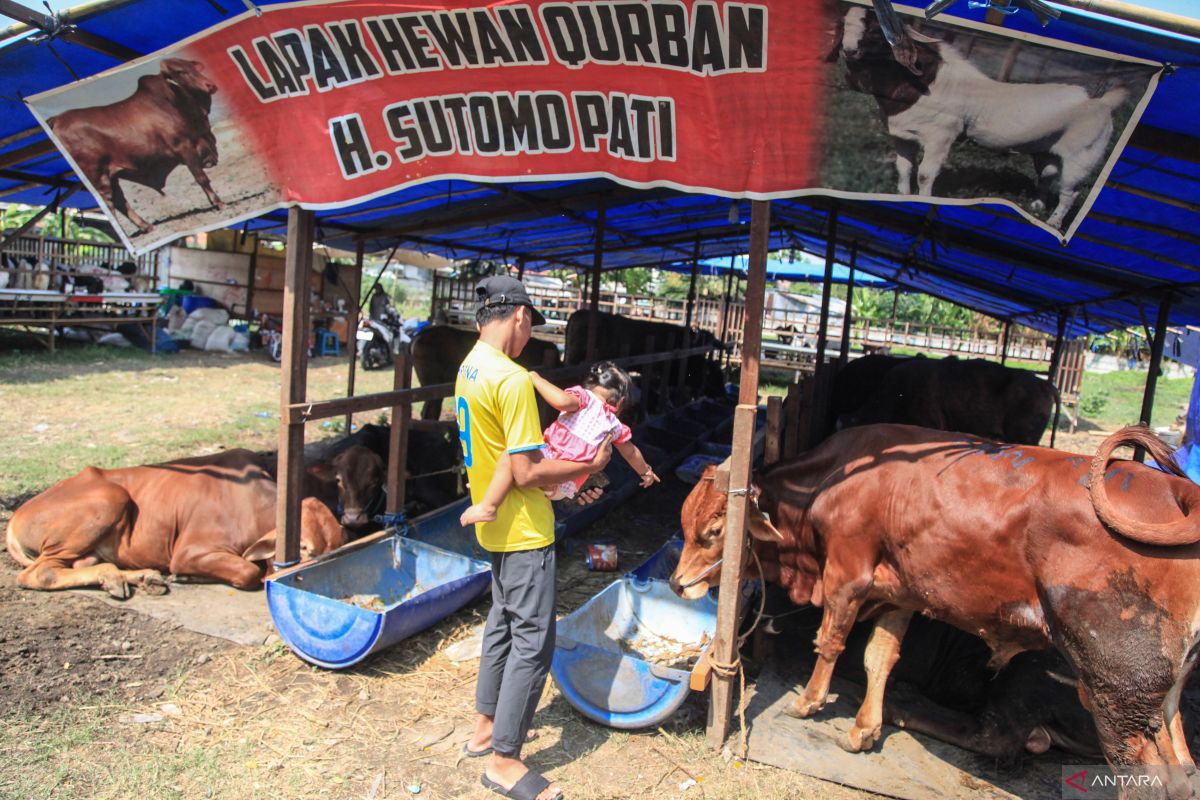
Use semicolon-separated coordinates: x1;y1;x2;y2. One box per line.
474;275;546;326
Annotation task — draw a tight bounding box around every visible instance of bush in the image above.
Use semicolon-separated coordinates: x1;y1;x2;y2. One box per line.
1080;389;1109;417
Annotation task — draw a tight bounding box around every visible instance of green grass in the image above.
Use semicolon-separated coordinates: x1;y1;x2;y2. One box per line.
1077;369;1191;430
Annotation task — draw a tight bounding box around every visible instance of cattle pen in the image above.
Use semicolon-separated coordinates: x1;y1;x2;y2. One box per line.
4;0;1200;797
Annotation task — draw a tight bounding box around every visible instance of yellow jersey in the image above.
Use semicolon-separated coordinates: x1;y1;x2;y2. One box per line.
455;340;554;552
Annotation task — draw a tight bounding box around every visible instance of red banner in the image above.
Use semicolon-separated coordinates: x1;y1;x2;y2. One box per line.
28;0;1159;253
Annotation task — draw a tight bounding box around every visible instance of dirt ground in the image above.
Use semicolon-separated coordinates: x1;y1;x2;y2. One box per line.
0;477;880;800
1;347;1187;800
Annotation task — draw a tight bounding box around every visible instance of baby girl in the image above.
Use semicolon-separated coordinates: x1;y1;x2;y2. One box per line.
460;361;659;525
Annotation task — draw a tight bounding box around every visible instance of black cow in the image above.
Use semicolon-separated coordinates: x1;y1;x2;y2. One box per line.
765;600;1100;761
305;421;464;527
49;58;224;234
563;310;725;410
834;355;1058;446
409;325;560;421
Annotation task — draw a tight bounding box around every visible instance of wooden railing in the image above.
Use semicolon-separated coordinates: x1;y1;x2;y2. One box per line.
431;274;1057;366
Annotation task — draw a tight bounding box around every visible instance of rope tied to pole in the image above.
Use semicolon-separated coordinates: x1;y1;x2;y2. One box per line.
705;543;768;759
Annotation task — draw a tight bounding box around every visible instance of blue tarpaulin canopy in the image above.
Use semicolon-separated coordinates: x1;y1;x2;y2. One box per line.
650;255;894;287
1;0;1198;338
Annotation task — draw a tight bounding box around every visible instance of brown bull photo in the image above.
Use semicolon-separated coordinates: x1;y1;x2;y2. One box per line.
673;424;1200;797
47;58;224;234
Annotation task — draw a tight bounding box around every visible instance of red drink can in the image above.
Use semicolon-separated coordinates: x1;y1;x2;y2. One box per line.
586;544;619;572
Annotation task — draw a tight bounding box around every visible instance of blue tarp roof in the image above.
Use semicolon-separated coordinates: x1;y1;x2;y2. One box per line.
1;0;1198;337
650;256;893;287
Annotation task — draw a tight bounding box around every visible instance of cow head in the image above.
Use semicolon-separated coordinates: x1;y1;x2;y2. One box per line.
669;465;782;601
160;58;219;96
244;497;348;570
308;445;386;530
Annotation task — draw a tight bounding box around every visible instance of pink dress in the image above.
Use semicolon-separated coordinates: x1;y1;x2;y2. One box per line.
542;386;632;499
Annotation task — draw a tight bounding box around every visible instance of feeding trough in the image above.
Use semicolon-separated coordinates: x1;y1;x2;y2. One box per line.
267;396;738;670
266;533;490;669
552;575;717;729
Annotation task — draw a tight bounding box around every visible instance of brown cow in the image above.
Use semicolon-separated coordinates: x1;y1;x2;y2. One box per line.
410;325;560;420
48;58;224;234
672;425;1200;795
6;449;345;596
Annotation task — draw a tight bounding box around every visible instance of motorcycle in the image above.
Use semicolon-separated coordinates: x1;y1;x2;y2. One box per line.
356;312;428;370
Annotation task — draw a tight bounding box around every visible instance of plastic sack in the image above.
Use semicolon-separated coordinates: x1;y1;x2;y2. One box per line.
189;319;217;349
204;326;237;352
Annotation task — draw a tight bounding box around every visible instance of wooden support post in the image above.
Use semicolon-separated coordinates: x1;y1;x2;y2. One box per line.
345;241;364;434
784;379;802;459
718;264;733;347
815;205;838;368
765;395;783;464
275;207;314;567
246;244;258;316
1134;292;1173;462
685;237;701;330
839;243;856;368
387;351;412;514
1000;320;1011;366
586;205;605;362
706;404;758;749
1048;310;1068;449
707;200;770;749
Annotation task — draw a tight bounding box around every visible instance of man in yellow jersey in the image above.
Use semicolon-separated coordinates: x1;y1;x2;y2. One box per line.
458;275;610;800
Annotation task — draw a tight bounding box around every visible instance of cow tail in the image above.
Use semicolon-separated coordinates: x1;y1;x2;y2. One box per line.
1088;425;1200;546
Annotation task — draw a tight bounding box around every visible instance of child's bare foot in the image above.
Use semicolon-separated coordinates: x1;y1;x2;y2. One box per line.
460;504;497;526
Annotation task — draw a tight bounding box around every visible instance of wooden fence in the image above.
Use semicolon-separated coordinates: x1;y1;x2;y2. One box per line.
431;274;1057;366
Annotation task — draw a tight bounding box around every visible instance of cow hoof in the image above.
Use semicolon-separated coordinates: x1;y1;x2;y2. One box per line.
782;698;823;719
100;577;132;600
138;573;169;596
842;726;880;753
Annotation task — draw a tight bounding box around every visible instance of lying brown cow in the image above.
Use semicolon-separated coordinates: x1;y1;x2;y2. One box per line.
672;425;1200;792
48;58;224;234
6;449;345;596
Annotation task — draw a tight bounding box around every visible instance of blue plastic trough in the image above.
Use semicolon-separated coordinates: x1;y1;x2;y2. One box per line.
552;576;718;729
266;534;490;669
267;396;738;670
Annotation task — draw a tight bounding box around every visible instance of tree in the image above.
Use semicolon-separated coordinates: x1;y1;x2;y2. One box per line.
0;203;116;243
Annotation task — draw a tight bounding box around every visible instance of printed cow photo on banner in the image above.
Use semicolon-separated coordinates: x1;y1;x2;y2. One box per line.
820;0;1159;234
32;55;281;249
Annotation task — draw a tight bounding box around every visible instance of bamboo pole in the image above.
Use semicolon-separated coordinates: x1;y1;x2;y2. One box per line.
275;207;314;568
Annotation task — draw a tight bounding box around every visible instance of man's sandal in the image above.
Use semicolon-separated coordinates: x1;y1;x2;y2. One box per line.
462;730;539;758
481;771;563;800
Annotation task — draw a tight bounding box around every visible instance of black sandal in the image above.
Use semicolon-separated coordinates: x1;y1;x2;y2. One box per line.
481;770;563;800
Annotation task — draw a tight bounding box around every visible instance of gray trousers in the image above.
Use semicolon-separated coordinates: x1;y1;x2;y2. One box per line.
476;543;556;757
